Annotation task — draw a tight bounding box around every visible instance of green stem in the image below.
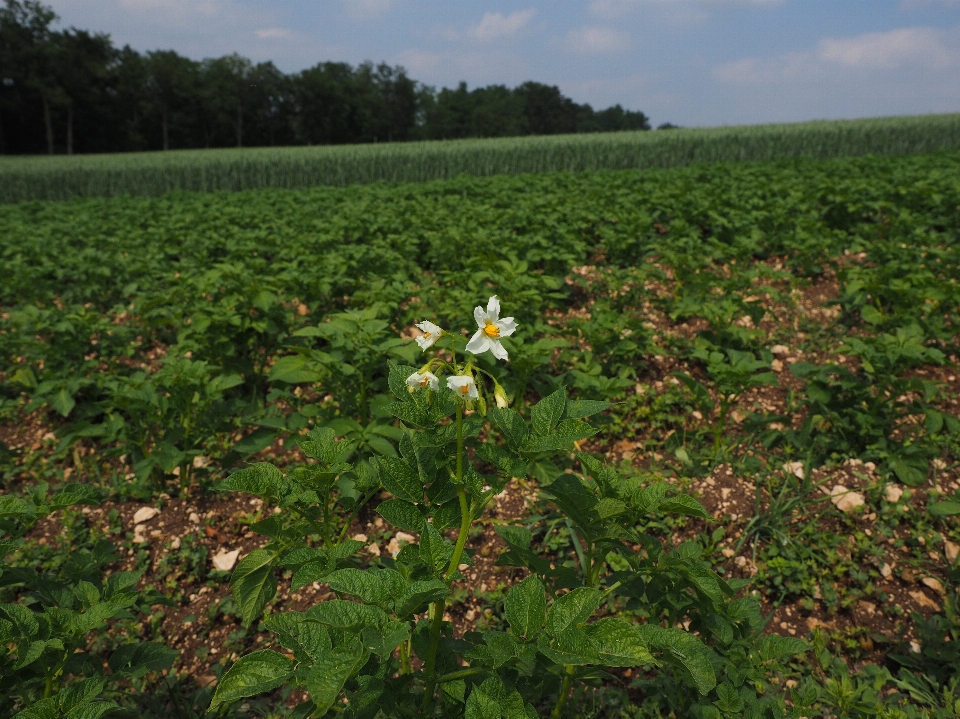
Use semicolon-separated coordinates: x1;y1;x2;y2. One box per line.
44;674;53;699
399;639;411;675
550;664;576;719
437;667;486;684
422;403;467;714
338;488;378;544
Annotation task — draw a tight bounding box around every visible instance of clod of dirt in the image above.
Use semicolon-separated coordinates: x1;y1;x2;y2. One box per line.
212;549;240;571
884;485;904;503
829;485;865;513
880;563;893;579
921;577;945;595
771;345;790;356
133;506;160;524
945;540;960;564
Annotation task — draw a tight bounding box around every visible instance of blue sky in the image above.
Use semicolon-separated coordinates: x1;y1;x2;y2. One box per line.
46;0;960;128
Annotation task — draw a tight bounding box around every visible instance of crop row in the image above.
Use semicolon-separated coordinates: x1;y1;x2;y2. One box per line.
2;150;959;491
0;113;959;204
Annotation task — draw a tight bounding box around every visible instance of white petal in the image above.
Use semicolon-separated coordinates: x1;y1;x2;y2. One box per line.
468;382;479;399
473;305;488;329
486;296;500;322
489;339;509;361
415;336;436;350
496;317;517;337
466;331;491;355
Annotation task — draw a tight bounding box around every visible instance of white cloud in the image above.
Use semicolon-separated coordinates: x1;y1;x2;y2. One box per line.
255;27;297;41
566;26;631;54
589;0;782;18
900;0;960;9
466;9;536;42
714;25;960;83
819;27;956;69
115;0;223;23
343;0;393;21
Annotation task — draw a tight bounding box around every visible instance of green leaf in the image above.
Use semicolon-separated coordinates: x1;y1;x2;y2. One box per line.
217;463;286;500
564;399;615;419
329;539;366;560
659;494;710;519
306;599;388;631
758;635;809;661
531;388;566;436
63;700;118;719
465;683;502;719
50;388;76;417
714;682;744;713
13;698;57;719
488;408;528;450
263;611;331;662
108;641;178;678
290;557;334;591
233;428;280;455
388;364;420;399
209;650;294;710
269;354;323;384
395;579;449;617
860;305;883;325
230;549;278;628
889;456;927;487
377;457;423;503
586;619;656;667
504;576;546;640
545;587;601;635
376;498;425;533
326;568;388;605
928;501;960;517
636;625;716;695
537;627;600;665
306;638;366;715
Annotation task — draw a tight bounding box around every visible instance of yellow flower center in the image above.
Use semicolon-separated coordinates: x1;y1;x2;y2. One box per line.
483;321;500;338
420;377;429;387
423;332;432;339
460;384;469;395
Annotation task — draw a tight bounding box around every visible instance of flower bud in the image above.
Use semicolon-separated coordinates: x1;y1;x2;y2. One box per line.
493;383;509;409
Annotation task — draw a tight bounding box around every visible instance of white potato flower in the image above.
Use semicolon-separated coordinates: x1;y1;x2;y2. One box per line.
415;320;444;350
446;374;479;400
466;296;517;361
406;371;440;391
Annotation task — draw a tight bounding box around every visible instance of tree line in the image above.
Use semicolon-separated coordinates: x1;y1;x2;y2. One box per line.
0;0;654;156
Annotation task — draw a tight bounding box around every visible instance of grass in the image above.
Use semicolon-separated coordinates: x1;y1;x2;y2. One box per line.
0;113;958;203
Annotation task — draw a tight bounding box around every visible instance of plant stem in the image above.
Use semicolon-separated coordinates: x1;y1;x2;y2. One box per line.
437;667;486;684
550;664;576;719
422;403;467;714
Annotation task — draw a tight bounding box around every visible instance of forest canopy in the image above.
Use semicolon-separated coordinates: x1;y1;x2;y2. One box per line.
0;0;652;155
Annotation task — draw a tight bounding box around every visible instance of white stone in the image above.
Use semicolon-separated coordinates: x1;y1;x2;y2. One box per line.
945;540;959;564
829;485;865;513
193;455;211;469
884;485;903;503
366;543;381;557
352;533;369;543
771;345;790;357
880;563;892;579
921;577;945;595
170;537;182;550
133;506;160;524
212;549;240;572
189;512;200;524
782;461;804;479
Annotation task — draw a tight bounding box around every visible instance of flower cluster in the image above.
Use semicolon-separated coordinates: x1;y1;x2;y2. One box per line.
406;296;517;406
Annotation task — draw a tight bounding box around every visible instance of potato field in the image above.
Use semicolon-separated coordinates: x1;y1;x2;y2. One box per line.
1;148;959;719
